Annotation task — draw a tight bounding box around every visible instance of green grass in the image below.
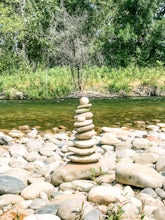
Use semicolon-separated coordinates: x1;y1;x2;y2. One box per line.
0;64;164;99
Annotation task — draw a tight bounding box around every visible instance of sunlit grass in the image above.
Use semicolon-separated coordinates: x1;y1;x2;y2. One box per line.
0;64;164;99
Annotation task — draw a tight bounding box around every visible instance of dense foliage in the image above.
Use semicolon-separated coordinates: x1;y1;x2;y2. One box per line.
0;0;164;95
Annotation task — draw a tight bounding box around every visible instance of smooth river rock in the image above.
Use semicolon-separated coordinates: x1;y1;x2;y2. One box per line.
115;162;164;188
75;130;96;140
100;133;121;145
88;185;126;205
51;162;104;186
74;139;96;148
74;119;93;128
21;180;56;199
67;152;100;163
24;214;61;220
67;146;96;155
0;175;26;195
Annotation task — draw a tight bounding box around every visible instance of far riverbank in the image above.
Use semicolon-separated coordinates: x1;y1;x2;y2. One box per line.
0;65;164;100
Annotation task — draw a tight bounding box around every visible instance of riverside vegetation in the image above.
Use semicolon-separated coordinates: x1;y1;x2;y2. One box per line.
0;64;165;100
1;1;164;100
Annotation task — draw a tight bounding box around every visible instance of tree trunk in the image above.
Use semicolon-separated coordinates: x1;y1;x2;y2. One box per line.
70;67;77;90
77;67;82;92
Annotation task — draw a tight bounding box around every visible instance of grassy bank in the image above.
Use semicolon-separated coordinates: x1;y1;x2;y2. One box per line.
0;64;164;99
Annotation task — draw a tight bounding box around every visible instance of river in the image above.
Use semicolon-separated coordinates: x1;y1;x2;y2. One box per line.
0;97;164;131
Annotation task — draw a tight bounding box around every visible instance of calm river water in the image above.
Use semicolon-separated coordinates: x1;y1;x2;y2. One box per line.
0;97;164;131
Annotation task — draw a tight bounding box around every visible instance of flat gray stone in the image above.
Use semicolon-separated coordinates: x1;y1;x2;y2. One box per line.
84;208;103;220
35;204;59;215
140;188;157;198
0;175;26;195
155;188;165;199
30;198;48;210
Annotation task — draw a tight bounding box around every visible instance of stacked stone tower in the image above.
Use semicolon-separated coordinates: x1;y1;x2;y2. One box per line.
67;97;100;163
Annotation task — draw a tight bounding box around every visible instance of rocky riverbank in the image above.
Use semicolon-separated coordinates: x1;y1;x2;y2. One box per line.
0;122;165;220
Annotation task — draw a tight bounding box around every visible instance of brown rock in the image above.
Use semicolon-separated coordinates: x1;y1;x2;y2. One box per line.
51;162;104;186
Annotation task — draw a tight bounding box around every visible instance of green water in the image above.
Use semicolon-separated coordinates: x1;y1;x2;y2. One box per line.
0;97;164;131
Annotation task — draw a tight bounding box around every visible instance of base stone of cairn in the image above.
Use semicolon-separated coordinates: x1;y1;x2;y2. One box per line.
67;97;100;163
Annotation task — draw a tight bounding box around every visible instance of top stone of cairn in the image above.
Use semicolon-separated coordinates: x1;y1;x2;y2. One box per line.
80;97;89;105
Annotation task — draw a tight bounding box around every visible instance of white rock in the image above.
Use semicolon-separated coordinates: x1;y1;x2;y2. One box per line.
88;185;126;205
68;152;100;163
156;154;165;172
115;162;164;188
21;181;56;200
123;186;135;199
60;180;96;192
68;146;96;155
75;130;96;140
74;138;96;148
9;144;28;156
157;123;165;128
0;194;24;206
24;214;60;220
133;152;159;164
27;129;38;138
74;119;93;128
100;133;121;145
80;97;89;105
77;116;86;122
116;149;135;159
75;124;94;133
76;108;90;114
74;112;93;120
132;138;153;149
26;139;42;152
8;129;24;138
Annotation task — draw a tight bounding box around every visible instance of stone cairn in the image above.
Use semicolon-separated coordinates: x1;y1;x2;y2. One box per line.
67;97;100;163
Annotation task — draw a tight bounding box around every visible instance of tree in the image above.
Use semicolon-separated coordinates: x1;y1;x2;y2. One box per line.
0;1;26;72
0;0;59;73
46;8;101;92
102;0;165;66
